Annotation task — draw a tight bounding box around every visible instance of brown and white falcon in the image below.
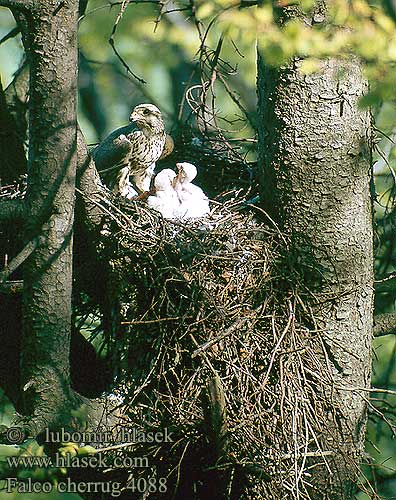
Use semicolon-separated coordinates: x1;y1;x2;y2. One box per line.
92;103;173;195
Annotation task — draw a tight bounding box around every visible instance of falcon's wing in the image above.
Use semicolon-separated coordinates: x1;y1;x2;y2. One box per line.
92;123;138;174
159;134;174;160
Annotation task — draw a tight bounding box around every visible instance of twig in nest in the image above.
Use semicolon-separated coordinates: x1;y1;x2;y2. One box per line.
202;374;228;459
192;315;249;358
261;300;294;387
121;316;186;325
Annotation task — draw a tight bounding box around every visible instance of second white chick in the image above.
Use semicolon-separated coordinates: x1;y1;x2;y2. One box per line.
174;162;210;219
147;169;179;219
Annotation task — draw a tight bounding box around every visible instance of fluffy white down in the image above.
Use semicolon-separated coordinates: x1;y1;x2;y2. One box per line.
147;169;179;219
174;162;210;219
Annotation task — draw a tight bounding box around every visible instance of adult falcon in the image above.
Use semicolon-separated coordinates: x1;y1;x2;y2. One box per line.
92;103;174;194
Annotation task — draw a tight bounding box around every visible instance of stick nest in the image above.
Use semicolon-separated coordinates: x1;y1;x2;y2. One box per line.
0;137;348;499
80;181;340;499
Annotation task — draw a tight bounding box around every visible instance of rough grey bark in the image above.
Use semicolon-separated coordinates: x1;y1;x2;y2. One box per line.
21;0;79;434
257;55;373;498
373;312;396;337
0;0;81;435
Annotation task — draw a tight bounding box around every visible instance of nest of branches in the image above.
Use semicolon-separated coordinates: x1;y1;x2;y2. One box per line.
0;140;358;498
73;179;343;499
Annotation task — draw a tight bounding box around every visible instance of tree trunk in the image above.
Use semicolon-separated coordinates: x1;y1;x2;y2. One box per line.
0;0;81;435
257;55;373;498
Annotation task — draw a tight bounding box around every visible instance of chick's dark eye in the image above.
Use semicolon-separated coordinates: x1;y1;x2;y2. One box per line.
143;109;149;115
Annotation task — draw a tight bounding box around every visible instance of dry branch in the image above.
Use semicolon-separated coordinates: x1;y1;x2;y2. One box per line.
0;236;42;283
373;313;396;337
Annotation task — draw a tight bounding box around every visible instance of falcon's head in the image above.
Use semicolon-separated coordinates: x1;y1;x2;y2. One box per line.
129;104;165;135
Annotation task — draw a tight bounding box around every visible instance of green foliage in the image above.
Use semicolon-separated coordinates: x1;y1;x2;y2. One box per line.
70;404;89;430
357;335;396;499
0;9;23;87
1;0;396;136
194;0;396;104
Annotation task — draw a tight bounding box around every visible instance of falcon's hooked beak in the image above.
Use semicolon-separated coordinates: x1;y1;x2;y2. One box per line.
129;110;140;123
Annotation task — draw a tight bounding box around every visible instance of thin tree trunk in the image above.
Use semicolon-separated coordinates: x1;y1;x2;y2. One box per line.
257;56;373;498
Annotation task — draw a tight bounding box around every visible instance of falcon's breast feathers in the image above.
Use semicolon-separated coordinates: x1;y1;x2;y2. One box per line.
93;103;173;194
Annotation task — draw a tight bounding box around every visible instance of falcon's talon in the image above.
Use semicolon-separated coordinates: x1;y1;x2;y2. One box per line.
134;189;155;202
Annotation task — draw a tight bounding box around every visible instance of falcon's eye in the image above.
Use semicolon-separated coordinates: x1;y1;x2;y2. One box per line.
142;109;149;115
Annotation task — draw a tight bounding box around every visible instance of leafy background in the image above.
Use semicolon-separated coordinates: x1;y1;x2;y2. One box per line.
1;0;396;497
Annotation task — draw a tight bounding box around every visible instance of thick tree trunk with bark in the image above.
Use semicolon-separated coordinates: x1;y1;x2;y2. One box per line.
22;0;78;433
257;56;373;498
0;0;81;435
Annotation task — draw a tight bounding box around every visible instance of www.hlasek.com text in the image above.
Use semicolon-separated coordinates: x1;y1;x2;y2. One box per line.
7;452;149;469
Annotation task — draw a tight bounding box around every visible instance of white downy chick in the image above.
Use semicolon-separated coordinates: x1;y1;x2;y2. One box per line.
147;169;179;219
174;162;210;219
